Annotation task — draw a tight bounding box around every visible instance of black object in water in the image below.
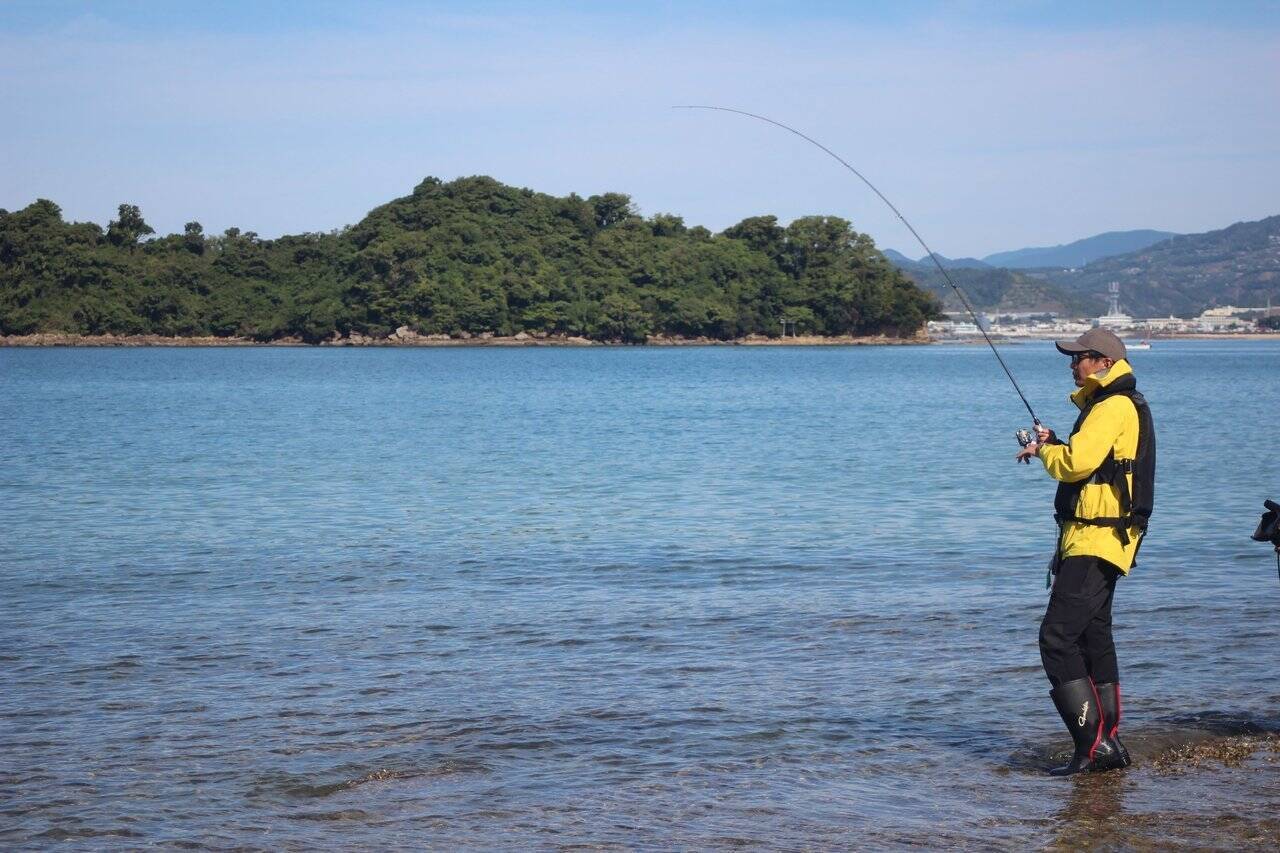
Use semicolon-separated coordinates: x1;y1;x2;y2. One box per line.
1250;499;1280;579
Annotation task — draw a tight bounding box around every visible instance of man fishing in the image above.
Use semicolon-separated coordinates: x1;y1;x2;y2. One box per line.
676;108;1157;776
1015;328;1155;776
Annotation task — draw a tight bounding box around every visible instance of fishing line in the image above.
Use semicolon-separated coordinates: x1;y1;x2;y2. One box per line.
674;104;1041;427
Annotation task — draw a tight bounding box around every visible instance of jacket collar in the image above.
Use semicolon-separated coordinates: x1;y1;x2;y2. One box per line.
1071;358;1134;409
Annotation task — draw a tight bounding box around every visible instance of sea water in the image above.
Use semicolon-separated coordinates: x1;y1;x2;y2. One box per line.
2;341;1278;849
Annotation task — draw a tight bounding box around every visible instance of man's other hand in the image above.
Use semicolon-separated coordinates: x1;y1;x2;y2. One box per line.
1016;444;1041;464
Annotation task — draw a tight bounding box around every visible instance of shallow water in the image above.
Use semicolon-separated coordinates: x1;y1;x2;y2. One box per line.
2;342;1278;849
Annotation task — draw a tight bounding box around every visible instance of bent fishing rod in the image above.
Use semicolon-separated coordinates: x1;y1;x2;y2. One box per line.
674;105;1042;434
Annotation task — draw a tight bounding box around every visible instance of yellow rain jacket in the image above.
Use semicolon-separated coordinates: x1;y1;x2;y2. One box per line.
1037;359;1143;573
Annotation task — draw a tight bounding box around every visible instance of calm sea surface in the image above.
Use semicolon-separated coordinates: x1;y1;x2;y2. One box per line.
2;341;1278;850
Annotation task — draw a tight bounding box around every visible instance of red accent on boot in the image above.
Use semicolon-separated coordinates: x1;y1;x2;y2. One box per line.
1087;680;1104;760
1110;683;1122;739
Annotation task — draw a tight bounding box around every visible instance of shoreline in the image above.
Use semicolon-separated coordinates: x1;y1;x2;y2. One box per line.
1;330;1276;348
0;331;931;348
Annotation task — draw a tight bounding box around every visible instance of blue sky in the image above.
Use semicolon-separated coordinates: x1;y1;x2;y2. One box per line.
3;1;1278;257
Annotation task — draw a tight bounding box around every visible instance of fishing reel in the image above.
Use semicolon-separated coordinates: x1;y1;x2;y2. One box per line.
1015;428;1036;448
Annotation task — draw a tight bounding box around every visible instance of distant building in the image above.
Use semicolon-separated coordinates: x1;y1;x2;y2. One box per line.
1095;313;1137;330
927;320;982;337
1200;305;1253;318
927;286;1279;338
1093;281;1136;330
1195;309;1247;331
1145;316;1194;332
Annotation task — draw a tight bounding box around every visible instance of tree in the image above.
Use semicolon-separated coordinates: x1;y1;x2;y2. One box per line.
598;292;649;342
649;213;685;237
183;222;206;255
0;176;939;341
106;204;155;248
588;193;636;229
782;215;857;277
722;215;785;257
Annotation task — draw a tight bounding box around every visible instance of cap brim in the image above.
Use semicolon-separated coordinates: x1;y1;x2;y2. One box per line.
1054;339;1089;355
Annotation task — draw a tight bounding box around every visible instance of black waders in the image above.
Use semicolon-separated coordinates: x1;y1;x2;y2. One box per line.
1048;677;1123;775
1093;681;1131;768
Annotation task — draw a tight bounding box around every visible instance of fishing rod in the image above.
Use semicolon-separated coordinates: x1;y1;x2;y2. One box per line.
674;104;1043;433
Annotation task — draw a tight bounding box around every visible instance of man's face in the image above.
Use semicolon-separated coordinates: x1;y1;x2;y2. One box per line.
1069;351;1112;386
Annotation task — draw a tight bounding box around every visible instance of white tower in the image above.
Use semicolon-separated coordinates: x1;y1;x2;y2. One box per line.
1095;281;1135;329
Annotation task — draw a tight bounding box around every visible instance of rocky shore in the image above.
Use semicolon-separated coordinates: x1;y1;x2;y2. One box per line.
6;329;1271;348
0;328;930;347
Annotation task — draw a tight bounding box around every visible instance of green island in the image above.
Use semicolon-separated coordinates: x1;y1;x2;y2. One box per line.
0;176;942;345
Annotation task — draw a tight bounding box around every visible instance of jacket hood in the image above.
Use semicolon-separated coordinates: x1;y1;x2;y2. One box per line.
1071;358;1134;410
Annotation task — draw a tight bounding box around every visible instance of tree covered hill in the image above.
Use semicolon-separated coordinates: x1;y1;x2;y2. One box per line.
0;176;941;342
883;248;1102;315
1044;215;1280;316
897;265;1101;316
887;214;1280;317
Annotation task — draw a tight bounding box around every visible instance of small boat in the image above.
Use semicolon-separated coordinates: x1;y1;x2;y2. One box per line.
1128;324;1153;350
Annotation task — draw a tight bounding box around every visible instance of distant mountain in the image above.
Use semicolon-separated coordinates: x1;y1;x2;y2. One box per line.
983;230;1178;269
888;216;1279;317
885;248;1091;314
899;265;1100;316
1043;215;1280;317
883;249;991;270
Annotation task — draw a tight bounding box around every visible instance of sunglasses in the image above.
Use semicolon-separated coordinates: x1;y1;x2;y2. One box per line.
1070;351;1104;366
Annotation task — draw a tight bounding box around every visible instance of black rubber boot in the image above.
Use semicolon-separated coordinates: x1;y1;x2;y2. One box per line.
1048;677;1119;776
1093;681;1132;768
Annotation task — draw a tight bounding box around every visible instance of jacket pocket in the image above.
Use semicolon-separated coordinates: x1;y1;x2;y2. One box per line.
1075;482;1120;520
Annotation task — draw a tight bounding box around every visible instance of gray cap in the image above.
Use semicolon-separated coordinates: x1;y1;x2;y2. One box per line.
1054;327;1127;361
